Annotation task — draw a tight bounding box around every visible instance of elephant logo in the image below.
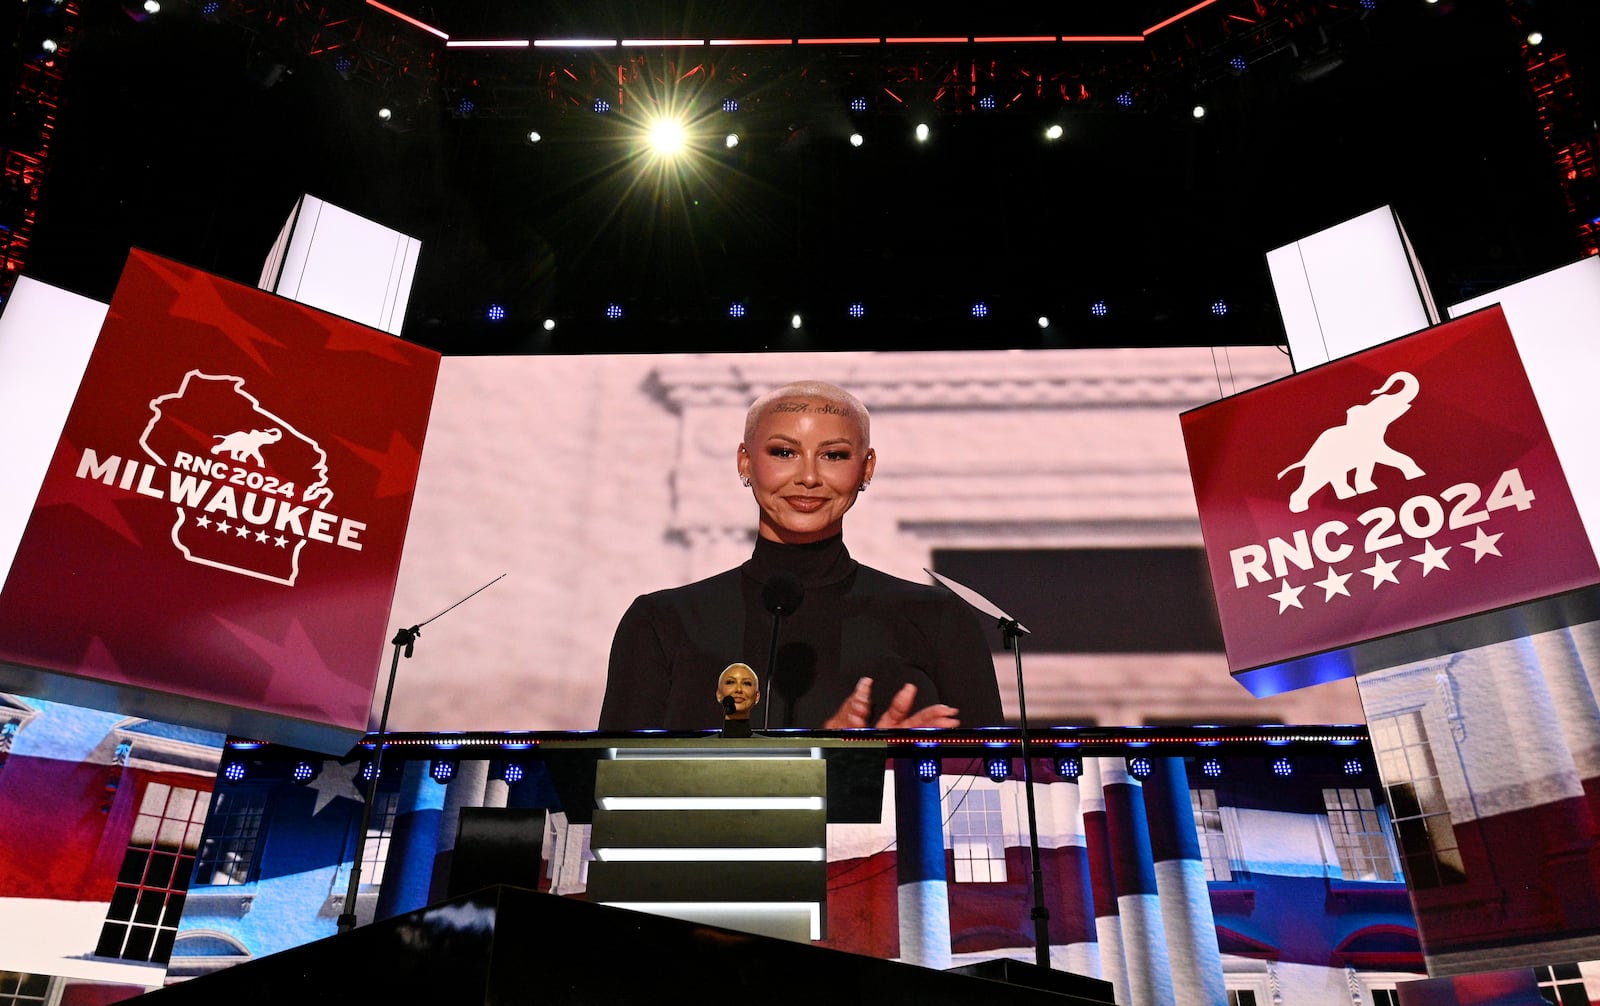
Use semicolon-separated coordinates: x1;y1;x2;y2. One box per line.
1277;371;1425;513
211;426;283;466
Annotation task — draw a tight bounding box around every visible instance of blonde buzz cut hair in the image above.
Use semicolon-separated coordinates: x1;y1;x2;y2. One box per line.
743;381;871;446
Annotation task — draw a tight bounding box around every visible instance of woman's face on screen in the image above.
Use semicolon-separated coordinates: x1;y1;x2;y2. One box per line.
738;398;875;545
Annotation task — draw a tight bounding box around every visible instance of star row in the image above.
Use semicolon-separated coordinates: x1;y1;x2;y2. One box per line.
1266;525;1504;614
193;514;292;548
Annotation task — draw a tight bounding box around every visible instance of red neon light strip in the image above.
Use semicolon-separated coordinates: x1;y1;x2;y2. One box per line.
621;39;707;47
1060;35;1145;43
974;35;1056;43
797;37;883;45
708;38;795;46
885;36;969;44
1145;0;1220;36
445;39;531;48
364;0;448;41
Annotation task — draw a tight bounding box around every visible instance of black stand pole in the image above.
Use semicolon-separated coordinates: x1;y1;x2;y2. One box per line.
762;611;782;730
333;573;505;935
1003;616;1051;971
336;624;416;934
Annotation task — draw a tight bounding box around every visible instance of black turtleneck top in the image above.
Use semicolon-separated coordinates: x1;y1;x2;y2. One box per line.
598;535;1004;729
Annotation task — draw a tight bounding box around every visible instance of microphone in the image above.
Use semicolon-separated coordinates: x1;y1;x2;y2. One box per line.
761;573;805;728
722;694;737;716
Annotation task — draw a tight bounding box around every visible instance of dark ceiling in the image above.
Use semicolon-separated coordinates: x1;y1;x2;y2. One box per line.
7;0;1597;355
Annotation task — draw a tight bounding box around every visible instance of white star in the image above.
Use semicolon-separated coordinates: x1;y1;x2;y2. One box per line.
195;514;212;529
1410;539;1451;576
235;524;251;538
1461;526;1503;562
1268;578;1306;613
256;530;271;543
1314;566;1352;601
1363;553;1401;588
304;761;367;816
274;535;289;548
216;519;232;534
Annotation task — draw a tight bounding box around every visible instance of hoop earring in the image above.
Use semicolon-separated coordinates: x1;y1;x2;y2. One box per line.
857;481;870;492
740;475;752;488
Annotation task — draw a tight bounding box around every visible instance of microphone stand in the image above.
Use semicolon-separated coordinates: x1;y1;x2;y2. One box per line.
335;573;505;934
762;609;783;730
1001;615;1051;971
928;571;1050;970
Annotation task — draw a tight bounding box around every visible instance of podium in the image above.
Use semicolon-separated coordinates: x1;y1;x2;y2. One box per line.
543;735;886;942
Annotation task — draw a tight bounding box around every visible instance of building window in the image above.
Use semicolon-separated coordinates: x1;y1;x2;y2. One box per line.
1192;789;1232;881
947;785;1008;883
1535;963;1590;1006
1323;788;1400;882
194;787;267;886
96;783;208;964
1369;989;1400;1006
0;972;50;1006
1226;992;1257;1006
1368;711;1465;889
361;790;401;886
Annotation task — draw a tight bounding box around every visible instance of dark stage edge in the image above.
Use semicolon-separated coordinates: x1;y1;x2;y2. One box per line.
132;885;1113;1004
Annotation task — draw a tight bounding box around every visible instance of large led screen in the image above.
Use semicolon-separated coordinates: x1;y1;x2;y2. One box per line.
381;346;1366;731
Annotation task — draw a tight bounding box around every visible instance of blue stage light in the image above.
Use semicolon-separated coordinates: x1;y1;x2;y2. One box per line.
457;97;475;117
1272;757;1293;777
334;55;354;76
503;763;525;784
1343;758;1363;776
223;761;247;783
1116;91;1134;108
201;0;221;14
722;98;739;112
849;96;868;112
487;304;506;322
916;758;939;781
971;302;988;318
1210;299;1229;316
594;99;611;114
1128;757;1152;778
605;303;623;320
728;302;746;319
978;94;996;110
1055;757;1082;779
430;760;456;784
1202;758;1223;778
292;761;315;783
1229;56;1247;73
848;303;865;319
985;757;1010;782
1090;300;1108;317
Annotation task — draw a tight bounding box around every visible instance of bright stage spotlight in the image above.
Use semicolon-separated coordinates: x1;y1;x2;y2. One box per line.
1044;123;1064;141
914;122;931;143
1527;30;1543;46
525;130;542;145
849;132;864;148
1192;104;1207;120
790;314;803;330
645;116;689;158
725;133;739;149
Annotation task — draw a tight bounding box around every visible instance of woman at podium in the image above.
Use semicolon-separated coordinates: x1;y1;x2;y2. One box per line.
599;381;1003;730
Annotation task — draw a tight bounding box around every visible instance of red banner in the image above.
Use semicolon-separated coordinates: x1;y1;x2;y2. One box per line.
1182;307;1597;690
0;251;439;747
